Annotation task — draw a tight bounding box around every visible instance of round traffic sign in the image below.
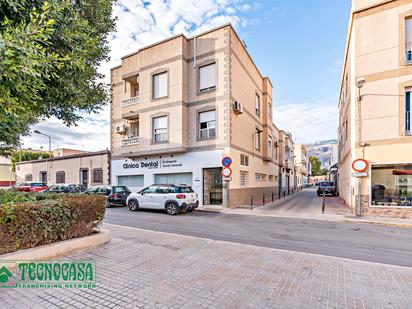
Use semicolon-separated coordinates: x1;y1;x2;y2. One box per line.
222;156;232;167
222;167;232;177
352;159;368;172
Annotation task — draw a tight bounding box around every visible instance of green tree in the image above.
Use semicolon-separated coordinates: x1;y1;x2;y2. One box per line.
0;0;116;155
10;150;53;171
309;156;321;176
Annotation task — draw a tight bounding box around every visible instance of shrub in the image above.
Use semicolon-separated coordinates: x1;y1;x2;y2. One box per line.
0;192;106;254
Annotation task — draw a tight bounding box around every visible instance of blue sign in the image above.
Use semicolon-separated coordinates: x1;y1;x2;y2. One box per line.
222;157;232;167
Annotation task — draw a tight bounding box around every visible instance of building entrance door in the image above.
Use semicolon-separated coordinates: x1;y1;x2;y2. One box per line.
80;169;89;188
286;175;290;195
203;168;223;205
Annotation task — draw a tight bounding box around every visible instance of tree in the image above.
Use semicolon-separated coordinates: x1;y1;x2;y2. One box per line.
0;0;116;155
10;150;53;171
309;156;321;176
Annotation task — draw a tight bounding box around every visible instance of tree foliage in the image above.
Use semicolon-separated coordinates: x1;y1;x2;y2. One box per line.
10;150;53;171
309;156;321;176
0;0;116;155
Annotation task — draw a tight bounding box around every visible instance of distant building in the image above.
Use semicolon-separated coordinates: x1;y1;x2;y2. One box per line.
294;144;309;188
15;150;110;188
338;0;412;218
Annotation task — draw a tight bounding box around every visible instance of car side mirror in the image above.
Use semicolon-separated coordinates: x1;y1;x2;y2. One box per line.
141;192;144;195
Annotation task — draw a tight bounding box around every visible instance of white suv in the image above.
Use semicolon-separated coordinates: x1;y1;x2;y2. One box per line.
127;184;199;215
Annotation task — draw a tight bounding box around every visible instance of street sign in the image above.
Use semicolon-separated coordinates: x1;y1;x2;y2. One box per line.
222;167;232;177
222;157;232;167
352;159;368;172
352;172;368;177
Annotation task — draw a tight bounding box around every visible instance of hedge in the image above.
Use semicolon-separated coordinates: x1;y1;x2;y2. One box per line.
0;191;106;254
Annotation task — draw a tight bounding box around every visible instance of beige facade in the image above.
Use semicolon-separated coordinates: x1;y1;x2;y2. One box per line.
110;24;294;208
338;0;412;218
294;144;309;188
15;150;110;187
0;157;15;187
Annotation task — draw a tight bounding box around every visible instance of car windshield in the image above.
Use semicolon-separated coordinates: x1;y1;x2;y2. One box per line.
48;185;62;191
86;186;98;193
31;183;46;187
320;182;334;187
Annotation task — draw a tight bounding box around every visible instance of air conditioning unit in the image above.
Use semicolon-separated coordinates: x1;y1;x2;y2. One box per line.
115;124;126;134
233;101;243;114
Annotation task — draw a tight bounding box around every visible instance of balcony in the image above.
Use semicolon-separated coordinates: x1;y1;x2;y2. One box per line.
122;137;140;147
122;96;139;107
285;159;293;171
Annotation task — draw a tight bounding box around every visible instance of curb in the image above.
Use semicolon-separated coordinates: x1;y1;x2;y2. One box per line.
0;229;111;261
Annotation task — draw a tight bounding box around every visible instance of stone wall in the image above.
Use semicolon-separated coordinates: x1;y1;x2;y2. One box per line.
356;195;412;219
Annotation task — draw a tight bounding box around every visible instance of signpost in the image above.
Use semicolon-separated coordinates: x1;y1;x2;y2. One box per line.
351;159;369;217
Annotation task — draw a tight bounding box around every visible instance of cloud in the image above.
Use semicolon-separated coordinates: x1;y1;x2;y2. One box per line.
273;97;338;145
23;0;251;151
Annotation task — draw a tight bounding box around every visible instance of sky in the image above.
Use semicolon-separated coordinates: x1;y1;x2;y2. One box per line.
22;0;351;151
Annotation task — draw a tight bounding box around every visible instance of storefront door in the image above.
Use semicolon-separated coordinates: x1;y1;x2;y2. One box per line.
203;168;222;205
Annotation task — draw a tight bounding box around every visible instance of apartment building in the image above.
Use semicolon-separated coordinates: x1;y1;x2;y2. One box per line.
0;157;15;187
15;150;110;188
338;0;412;218
110;24;293;208
294;144;309;189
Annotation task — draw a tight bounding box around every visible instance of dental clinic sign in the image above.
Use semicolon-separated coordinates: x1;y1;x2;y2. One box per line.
123;159;183;170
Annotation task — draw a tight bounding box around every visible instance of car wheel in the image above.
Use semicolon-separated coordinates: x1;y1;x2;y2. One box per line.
166;202;179;215
106;199;111;208
128;199;139;211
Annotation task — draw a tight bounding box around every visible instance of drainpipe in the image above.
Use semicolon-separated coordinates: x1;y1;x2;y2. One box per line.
193;36;197;68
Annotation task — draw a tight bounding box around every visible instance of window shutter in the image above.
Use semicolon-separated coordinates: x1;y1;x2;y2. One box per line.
154;116;167;129
199;110;215;123
406;18;412;51
199;63;216;90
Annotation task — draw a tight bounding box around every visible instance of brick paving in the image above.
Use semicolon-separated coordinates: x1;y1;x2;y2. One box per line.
1;223;412;308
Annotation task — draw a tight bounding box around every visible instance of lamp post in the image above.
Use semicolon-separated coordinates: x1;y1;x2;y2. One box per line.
34;130;51;182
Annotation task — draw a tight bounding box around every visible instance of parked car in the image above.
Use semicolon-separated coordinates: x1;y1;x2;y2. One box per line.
84;185;131;207
13;182;48;192
42;184;86;194
127;184;199;215
317;181;337;196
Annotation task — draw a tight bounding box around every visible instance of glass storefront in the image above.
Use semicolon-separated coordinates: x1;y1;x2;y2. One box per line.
371;164;412;207
203;168;222;205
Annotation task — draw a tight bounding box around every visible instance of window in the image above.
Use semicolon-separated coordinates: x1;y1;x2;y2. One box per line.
56;171;65;184
93;168;103;184
199;110;216;139
255;94;260;116
240;154;249;166
25;174;32;181
117;175;144;187
240;171;248;187
406;90;411;135
269;175;274;182
199;63;216;93
255;173;266;182
371;164;412;206
129;122;139;138
268;135;273;151
406;18;412;64
268;102;273;119
40;171;47;183
142;186;157;194
153;116;168;143
255;129;261;150
152;71;167;99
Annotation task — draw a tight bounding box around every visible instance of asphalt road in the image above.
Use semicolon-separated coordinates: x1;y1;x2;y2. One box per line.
103;203;412;267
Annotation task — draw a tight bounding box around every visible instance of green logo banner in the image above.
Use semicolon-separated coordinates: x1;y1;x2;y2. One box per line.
0;260;96;288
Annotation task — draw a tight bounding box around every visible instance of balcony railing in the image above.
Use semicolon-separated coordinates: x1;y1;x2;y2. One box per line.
122;96;139;107
122;137;140;146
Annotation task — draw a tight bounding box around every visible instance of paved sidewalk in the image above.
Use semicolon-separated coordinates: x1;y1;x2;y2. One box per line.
199;189;412;228
2;224;412;308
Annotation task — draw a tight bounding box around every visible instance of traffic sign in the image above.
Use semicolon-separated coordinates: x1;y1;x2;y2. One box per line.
222;156;232;167
352;159;368;172
222;167;232;177
352;172;368;177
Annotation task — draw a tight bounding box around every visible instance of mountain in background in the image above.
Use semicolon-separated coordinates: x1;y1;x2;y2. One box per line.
305;139;338;169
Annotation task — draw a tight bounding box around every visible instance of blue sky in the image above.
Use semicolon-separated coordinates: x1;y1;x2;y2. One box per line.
23;0;351;150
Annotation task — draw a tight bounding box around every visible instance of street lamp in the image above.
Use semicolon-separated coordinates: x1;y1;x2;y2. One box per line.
34;130;51;182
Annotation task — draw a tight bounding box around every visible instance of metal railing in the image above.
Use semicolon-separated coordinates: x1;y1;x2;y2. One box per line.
121;96;139;107
122;137;140;146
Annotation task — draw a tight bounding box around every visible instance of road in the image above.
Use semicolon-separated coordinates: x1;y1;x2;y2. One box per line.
104;203;412;267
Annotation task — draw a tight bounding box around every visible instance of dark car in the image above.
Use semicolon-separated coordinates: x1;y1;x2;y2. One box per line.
13;182;48;192
84;185;131;207
317;181;337;196
43;184;86;194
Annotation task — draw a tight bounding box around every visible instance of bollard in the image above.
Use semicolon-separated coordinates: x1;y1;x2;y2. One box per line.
263;194;265;205
250;196;253;210
322;190;326;214
272;192;274;202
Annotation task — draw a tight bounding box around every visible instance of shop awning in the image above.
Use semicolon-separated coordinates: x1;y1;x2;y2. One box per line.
392;170;412;175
